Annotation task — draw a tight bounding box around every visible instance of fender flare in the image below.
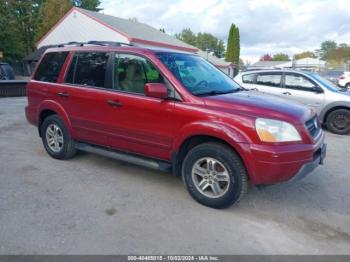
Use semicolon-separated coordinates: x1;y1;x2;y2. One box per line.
37;100;75;137
173;121;254;179
319;101;350;123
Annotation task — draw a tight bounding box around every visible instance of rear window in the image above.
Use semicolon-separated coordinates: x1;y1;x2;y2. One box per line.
65;52;109;88
34;52;68;83
242;74;256;84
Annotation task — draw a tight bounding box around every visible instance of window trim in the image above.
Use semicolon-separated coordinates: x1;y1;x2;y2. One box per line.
256;72;283;88
282;72;321;92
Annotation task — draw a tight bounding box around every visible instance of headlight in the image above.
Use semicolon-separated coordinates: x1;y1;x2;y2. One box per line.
255;118;302;142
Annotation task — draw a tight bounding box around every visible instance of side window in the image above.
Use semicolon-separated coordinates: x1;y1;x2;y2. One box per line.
65;52;109;88
285;74;317;91
256;73;282;87
34;52;68;83
114;54;163;94
242;74;256;84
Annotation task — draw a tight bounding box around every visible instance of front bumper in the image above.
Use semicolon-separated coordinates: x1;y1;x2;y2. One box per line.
288;143;326;182
244;131;326;185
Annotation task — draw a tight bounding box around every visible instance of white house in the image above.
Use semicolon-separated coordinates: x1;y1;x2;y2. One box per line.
36;7;234;77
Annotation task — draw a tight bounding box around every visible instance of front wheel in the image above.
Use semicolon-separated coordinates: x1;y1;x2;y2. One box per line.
326;109;350;135
182;142;248;209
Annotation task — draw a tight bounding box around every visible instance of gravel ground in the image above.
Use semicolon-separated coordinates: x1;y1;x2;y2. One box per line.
0;97;350;255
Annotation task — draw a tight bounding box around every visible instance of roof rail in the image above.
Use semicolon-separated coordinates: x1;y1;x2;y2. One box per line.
57;41;134;47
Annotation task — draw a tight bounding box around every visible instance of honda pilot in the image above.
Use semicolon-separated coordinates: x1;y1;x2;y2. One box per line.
25;42;326;208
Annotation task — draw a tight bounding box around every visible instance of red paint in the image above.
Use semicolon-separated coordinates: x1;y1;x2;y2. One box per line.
25;46;325;185
145;83;168;99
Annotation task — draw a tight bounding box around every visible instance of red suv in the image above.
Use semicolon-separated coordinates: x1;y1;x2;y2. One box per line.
25;42;326;208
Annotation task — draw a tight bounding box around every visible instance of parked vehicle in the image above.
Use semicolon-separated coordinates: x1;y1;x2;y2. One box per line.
0;62;15;80
338;71;350;90
235;69;350;135
320;70;343;85
25;42;326;208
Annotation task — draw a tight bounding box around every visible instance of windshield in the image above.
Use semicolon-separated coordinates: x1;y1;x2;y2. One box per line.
307;72;341;92
156;52;241;96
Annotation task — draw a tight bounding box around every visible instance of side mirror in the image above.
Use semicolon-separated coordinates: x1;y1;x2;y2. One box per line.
144;83;168;99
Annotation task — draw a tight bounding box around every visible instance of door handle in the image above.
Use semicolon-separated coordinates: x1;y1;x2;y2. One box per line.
282;91;291;95
107;100;123;107
57;92;69;97
251;88;259;91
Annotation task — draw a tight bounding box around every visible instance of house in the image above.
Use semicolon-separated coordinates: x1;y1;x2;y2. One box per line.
248;57;326;72
34;7;234;77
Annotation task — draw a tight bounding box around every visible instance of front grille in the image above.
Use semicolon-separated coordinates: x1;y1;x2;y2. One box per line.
305;116;321;138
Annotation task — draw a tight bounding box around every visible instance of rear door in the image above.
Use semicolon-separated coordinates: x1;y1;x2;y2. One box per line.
281;72;325;113
59;51;113;146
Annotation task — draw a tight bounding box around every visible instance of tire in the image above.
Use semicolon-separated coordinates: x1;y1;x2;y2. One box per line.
182;142;248;209
346;83;350;91
40;114;77;159
326;109;350;135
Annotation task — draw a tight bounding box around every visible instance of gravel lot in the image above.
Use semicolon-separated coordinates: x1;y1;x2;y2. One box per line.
1;97;350;255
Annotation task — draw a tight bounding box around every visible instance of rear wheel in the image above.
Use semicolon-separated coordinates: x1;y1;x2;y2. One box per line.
41;115;77;159
326;109;350;135
182;142;248;209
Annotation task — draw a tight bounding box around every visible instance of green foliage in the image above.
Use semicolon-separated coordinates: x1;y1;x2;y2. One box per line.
35;0;72;42
176;28;225;58
272;53;290;61
175;28;197;46
72;0;102;11
320;40;337;60
293;51;316;60
225;23;240;65
0;0;42;62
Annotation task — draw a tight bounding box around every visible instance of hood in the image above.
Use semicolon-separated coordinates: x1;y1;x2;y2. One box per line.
203;91;314;124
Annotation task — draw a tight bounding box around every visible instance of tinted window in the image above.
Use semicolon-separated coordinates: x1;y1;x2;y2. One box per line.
242;74;256;84
256;73;282;87
66;52;109;88
285;74;317;91
156;52;241;96
34;52;68;83
115;54;163;94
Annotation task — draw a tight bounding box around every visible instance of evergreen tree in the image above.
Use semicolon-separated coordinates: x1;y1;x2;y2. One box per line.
225;23;240;66
72;0;102;11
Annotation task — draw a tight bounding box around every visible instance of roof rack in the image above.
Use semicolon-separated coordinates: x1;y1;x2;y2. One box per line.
57;41;134;47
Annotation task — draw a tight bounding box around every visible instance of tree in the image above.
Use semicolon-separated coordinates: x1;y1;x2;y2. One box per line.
0;1;25;62
72;0;102;11
176;29;225;58
35;0;72;42
320;40;337;60
293;51;316;60
272;53;290;61
259;54;272;61
225;23;240;65
175;28;197;46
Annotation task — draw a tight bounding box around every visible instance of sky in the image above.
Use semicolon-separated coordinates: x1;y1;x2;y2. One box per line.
100;0;350;63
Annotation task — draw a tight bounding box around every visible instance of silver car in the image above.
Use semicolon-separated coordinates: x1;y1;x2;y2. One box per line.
235;69;350;135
